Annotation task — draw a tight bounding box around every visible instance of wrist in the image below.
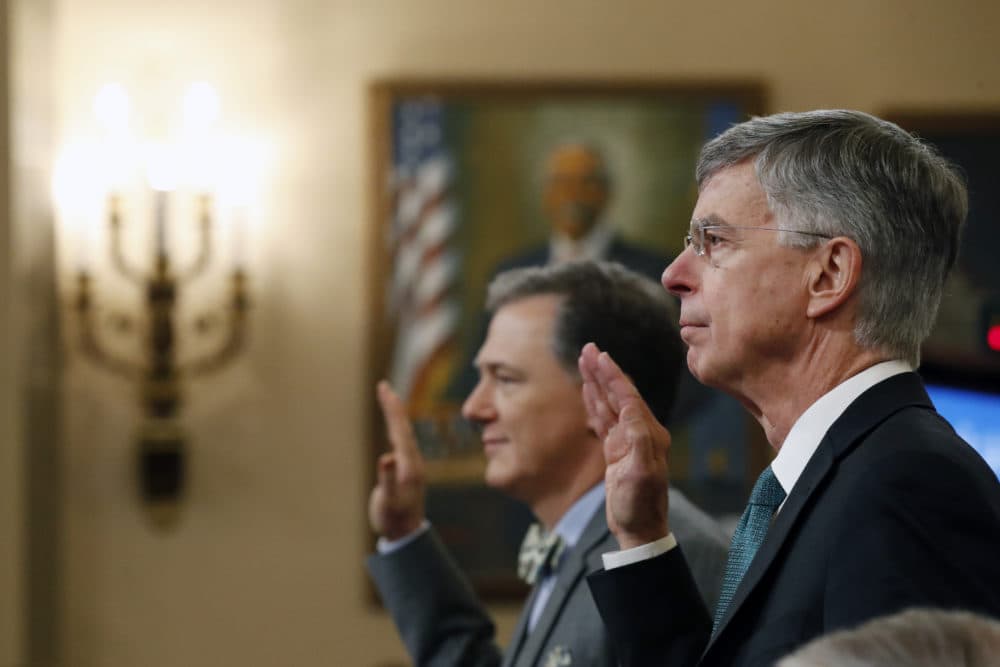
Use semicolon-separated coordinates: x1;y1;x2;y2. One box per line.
382;515;425;541
617;533;669;550
614;521;670;550
377;519;431;555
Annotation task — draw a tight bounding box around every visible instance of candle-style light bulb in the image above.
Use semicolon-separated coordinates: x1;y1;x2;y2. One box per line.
232;205;248;269
93;83;131;135
218;137;264;270
146;143;180;259
182;82;221;132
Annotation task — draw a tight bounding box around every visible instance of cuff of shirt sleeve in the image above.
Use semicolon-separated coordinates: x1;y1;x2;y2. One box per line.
602;533;677;570
375;520;431;555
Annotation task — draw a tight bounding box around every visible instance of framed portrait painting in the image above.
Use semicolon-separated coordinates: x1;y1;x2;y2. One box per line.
368;79;767;598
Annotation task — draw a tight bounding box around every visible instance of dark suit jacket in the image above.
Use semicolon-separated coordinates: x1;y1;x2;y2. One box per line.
587;372;1000;667
367;491;728;667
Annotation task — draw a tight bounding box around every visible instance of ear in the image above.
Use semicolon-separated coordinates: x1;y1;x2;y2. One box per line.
805;237;862;319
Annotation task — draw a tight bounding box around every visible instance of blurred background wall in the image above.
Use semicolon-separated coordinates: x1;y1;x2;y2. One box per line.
1;1;998;666
0;0;19;663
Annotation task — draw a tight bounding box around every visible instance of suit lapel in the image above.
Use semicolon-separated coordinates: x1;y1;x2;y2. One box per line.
708;443;834;641
707;373;933;645
503;586;540;667
508;504;610;666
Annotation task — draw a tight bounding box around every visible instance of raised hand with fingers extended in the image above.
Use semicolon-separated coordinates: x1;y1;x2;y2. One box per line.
578;342;672;550
368;381;427;541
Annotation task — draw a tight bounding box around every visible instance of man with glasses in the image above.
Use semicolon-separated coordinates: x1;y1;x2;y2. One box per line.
578;110;1000;666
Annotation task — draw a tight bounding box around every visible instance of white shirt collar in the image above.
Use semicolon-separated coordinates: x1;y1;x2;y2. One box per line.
549;223;614;265
552;482;605;548
771;360;913;496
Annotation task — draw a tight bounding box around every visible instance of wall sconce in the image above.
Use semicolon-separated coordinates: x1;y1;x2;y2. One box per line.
54;82;260;530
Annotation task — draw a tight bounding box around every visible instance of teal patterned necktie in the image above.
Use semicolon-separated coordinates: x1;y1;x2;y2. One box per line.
518;523;566;586
712;465;786;632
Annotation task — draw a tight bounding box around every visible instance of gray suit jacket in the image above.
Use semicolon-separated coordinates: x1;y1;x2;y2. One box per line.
367;489;728;667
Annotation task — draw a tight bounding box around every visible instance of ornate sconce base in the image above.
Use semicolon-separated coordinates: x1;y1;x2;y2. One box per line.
74;214;248;531
137;419;186;530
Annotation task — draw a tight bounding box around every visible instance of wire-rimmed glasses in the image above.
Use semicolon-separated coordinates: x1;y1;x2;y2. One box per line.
684;224;832;262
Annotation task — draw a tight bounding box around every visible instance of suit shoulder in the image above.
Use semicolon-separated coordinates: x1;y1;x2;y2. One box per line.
846;405;998;491
827;406;1000;552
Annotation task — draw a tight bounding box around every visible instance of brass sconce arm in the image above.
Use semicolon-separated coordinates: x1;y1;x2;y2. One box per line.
176;194;214;284
74;271;144;380
108;194;147;286
179;269;249;378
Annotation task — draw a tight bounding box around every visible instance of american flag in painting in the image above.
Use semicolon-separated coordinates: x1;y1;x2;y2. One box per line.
385;99;460;407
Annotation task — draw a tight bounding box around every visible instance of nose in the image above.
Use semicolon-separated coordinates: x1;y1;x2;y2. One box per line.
662;247;697;298
461;376;496;424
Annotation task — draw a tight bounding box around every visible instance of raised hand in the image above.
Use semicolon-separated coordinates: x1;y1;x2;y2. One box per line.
368;381;427;540
579;343;672;549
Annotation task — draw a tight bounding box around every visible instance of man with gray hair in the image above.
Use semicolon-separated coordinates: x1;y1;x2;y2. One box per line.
578;110;1000;666
367;261;728;667
778;608;1000;667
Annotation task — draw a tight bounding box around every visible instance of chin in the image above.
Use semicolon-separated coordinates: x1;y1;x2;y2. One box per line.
483;465;512;492
687;355;722;391
686;350;707;381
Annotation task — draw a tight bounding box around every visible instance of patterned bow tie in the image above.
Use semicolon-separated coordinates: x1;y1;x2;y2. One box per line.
518;523;566;586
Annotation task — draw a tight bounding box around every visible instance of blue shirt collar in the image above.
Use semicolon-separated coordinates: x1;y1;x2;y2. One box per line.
552;482;605;548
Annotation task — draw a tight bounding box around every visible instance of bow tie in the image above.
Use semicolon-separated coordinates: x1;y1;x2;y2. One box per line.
518;523;566;586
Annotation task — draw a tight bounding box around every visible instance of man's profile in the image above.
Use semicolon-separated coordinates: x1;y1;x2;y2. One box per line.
578;110;1000;666
368;261;729;667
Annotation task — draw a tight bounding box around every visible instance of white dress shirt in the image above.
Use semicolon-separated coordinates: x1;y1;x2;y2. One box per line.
770;360;912;503
603;360;913;570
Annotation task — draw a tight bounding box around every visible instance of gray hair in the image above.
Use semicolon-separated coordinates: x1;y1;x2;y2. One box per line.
778;608;1000;667
485;261;682;425
697;110;967;366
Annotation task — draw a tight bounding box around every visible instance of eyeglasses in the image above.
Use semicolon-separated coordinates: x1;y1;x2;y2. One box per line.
684;224;832;262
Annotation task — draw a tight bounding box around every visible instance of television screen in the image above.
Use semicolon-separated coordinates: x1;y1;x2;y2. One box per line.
924;383;1000;480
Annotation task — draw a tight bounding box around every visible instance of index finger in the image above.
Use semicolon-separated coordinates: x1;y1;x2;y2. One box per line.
595;354;667;470
580;343;617;434
594;351;645;416
376;381;422;468
579;342;603;386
